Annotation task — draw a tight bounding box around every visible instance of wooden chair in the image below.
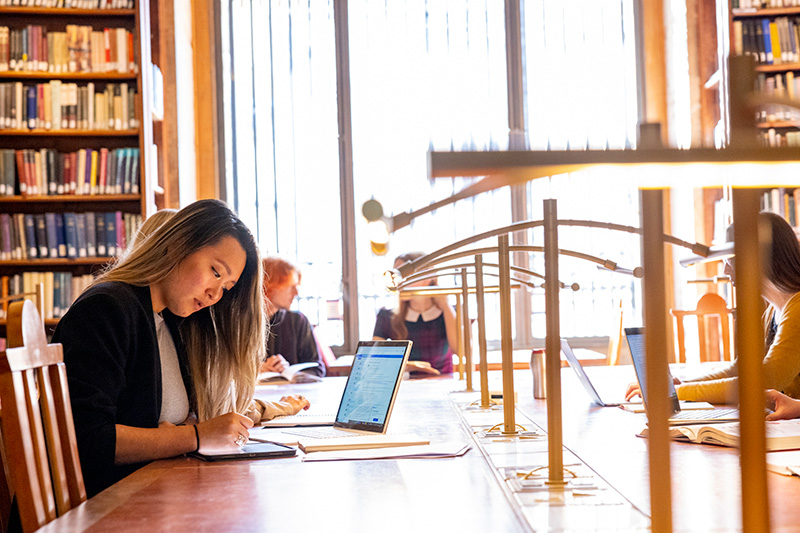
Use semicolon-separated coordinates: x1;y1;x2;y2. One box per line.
0;300;85;532
670;292;734;363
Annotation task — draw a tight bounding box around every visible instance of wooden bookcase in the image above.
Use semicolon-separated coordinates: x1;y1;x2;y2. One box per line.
0;3;152;330
730;4;800;145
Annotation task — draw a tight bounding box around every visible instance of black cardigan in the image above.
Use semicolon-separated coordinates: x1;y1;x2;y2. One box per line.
52;282;192;497
267;309;325;376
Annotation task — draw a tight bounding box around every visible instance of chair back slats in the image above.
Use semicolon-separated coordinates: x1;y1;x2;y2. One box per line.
0;300;86;532
22;368;58;523
49;361;86;505
0;370;52;530
36;365;72;516
670;293;734;363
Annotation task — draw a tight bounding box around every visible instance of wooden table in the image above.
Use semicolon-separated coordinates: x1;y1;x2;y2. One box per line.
37;366;800;532
516;364;800;532
38;377;529;532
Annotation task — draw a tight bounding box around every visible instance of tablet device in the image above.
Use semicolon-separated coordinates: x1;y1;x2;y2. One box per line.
189;441;297;462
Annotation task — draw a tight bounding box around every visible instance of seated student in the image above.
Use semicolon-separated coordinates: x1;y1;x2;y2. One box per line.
372;251;457;374
625;212;800;405
260;257;326;378
52;200;309;497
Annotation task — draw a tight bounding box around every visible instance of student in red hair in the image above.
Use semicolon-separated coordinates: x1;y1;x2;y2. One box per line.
260;257;326;380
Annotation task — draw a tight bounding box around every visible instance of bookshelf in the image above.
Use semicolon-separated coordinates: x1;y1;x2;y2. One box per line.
0;1;152;329
730;3;800;146
721;3;800;242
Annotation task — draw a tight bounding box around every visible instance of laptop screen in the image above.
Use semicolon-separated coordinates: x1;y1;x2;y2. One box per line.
333;340;412;432
625;327;681;415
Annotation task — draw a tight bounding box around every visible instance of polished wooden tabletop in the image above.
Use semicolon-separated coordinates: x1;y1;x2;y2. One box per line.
37;365;800;532
38;377;529;533
516;364;800;532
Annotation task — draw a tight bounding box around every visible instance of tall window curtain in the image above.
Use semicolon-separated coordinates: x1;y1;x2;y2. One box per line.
523;0;641;339
222;1;344;345
222;0;641;348
347;0;511;341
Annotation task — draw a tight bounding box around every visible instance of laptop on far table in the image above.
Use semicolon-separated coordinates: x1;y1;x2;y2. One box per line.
625;327;738;425
561;338;624;407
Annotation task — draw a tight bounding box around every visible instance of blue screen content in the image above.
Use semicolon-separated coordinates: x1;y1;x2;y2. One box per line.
336;345;407;426
627;331;680;407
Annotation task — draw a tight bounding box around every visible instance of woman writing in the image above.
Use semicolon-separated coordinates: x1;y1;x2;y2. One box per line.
625;211;800;404
53;200;308;497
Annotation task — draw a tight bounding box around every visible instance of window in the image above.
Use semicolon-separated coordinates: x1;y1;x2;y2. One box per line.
221;0;640;350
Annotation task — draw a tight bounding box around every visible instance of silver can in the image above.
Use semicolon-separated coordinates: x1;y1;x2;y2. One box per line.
531;349;546;399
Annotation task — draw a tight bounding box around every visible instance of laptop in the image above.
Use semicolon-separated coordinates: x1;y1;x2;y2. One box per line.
625;327;738;425
561;338;625;407
275;340;413;440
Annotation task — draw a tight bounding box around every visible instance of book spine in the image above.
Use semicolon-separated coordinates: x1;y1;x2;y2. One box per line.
24;213;37;258
63;212;77;259
105;211;115;256
44;212;58;258
85;211;96;256
95;211;105;256
34;213;47;258
74;212;87;258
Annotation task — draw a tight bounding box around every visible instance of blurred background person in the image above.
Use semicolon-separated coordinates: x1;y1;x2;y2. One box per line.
261;257;326;379
372;251;457;375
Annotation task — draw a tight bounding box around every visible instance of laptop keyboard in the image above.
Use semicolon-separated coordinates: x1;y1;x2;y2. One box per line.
280;426;358;439
670;408;738;420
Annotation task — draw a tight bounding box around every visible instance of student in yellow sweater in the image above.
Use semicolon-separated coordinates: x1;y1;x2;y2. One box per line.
626;212;800;405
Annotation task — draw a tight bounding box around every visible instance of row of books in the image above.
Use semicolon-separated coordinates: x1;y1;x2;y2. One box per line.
732;17;800;65
0;1;133;8
0;26;136;75
0;271;94;320
0;81;138;131
0;147;140;196
733;0;800;8
761;188;800;229
0;211;142;260
761;128;800;147
755;72;800;122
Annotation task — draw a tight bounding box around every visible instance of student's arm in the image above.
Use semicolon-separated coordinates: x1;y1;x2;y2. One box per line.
245;397;311;423
115;412;254;462
759;295;800;393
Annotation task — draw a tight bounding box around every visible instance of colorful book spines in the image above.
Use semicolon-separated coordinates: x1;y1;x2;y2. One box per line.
0;211;141;260
0;271;94;321
0;25;137;75
0;147;140;196
0;81;138;132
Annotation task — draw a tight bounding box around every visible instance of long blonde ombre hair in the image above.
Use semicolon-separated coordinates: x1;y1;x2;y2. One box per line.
95;199;264;421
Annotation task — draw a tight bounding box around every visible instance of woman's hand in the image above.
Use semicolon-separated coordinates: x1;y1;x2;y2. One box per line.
765;389;800;421
405;360;441;375
261;354;289;373
280;395;311;414
196;412;254;452
624;377;681;401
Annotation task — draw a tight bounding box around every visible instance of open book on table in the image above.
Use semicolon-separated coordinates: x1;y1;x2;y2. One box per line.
258;362;321;384
766;450;800;476
639;419;800;452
